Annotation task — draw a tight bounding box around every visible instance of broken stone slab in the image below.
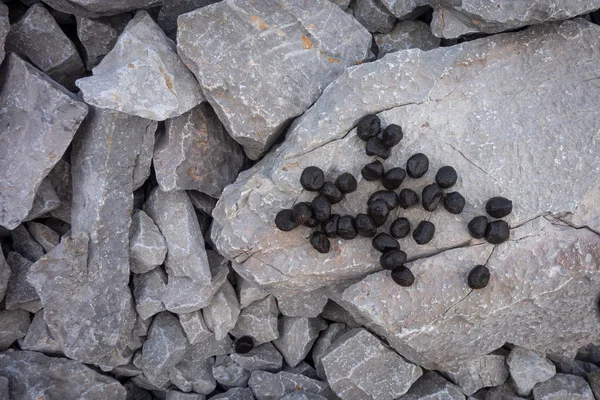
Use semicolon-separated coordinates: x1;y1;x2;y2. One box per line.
188;191;218;216
10;225;45;262
209;388;255;400
213;355;251;388
23;178;61;222
507;346;556;396
169;354;216;395
230;295;278;345
26;222;60;253
532;373;594;400
0;54;88;230
248;371;333;400
230;342;283;373
0;3;7;65
374;20;439;58
0;251;9;303
203;281;240;340
177;0;371;160
46;158;72;223
276;289;328;318
178;310;212;345
282;361;318;380
441;354;509;396
76;13;131;70
5;252;42;313
273;316;327;368
0;350;127;399
133;268;168;320
312;323;347;380
211;20;600;297
133;120;158;190
157;0;219;39
76;11;204;121
129;210;167;275
40;0;162;18
154;102;246;197
352;0;396;33
322;328;422;399
237;276;269;309
397;371;465;400
319;300;361;328
0;309;30;350
128;315;153;352
19;310;62;355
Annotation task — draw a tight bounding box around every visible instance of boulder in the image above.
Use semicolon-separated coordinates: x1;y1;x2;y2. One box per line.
230;295;279;345
40;0;162;18
507;346;556;396
273;316;326;368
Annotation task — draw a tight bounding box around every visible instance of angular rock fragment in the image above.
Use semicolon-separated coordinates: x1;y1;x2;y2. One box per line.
40;0;162;18
282;361;318;379
0;54;87;230
133;121;158;190
26;222;60;253
6;252;42;313
157;0;219;39
133;268;168;320
162;391;206;400
273;316;326;368
442;354;509;396
210;387;255;400
178;310;212;345
277;289;328;318
19;310;62;355
230;343;283;373
532;373;594;400
0;252;9;303
169;353;216;395
0;310;30;350
352;0;396;33
374;20;439;58
128;315;152;352
237;276;269;309
76;11;204;121
203;281;240;340
398;371;465;400
10;225;44;262
248;371;332;400
188;191;218;216
230;295;278;345
177;0;371;159
507;346;556;396
0;3;7;65
213;355;251;388
129;210;167;274
76;14;130;70
312;323;347;380
280;394;327;400
319;300;361;328
46;159;73;223
24;178;61;221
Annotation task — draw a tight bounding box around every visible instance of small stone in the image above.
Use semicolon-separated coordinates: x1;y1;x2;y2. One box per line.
413;220;435;244
352;0;396;33
210;387;255;400
381;250;407;270
335;173;358;193
322;214;340;238
355;214;377;237
467;265;490;289
231;296;279;345
365;137;391;159
436;166;458;189
468;216;488;239
311;196;331;222
283;360;318;380
399;188;420;209
26;222;60;253
203;281;240;341
319;182;344;204
484;220;510;244
129;210;168;274
19;310;62;355
312;323;348;380
337;216;358;240
76;14;130;70
390;217;411;238
300;167;325;191
507;346;556;396
397;371;465;400
24;178;61;221
368;190;400;210
169;353;216;395
292;203;313;225
382;167;406;190
273;316;326;368
231;343;283;372
368;200;390;227
357;114;381;141
361;160;384;181
0;309;30;350
486;197;513;218
391;265;415;286
275;209;299;232
248;371;332;400
444;192;466;214
237;277;269;310
213;355;251;388
442;354;509;395
378;124;403;148
133;268;168;320
372;233;400;253
406;153;429;178
532;373;593;400
422;183;444;212
11;225;45;262
6;252;41;313
277;289;329;318
374;20;440;58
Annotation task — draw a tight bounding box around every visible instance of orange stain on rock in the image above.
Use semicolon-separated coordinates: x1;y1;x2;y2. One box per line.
250;15;268;30
327;57;340;63
301;35;312;49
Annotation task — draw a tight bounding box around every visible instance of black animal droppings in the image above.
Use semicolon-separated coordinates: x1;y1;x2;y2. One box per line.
372;233;400;253
413;220;435;244
391;266;415;287
320;181;344;204
312;195;331;222
435;166;458;189
304;217;319;228
468;265;490;289
380;250;407;270
390;217;411;239
443;192;466;215
300;166;324;191
399;188;419;209
292;202;312;224
486;197;513;218
234;336;254;354
357;114;381;141
421;183;443;212
322;214;340;238
378;124;403;148
365;137;391;159
484;220;510;244
310;231;331;253
382;167;406;190
337;215;358;240
355;213;377;237
335;172;357;193
467;216;488;239
368;200;390;227
275;209;299;231
406;153;429;178
368;190;399;210
361;160;384;181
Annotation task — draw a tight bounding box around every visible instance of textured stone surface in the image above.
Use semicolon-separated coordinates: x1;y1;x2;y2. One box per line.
169;352;216;395
352;0;396;33
0;350;127;399
485;384;525;400
157;0;219;39
24;178;61;221
133;268;167;320
237;277;269;309
230;343;283;373
0;251;9;303
77;11;204;121
532;373;594;400
0;54;87;230
282;361;318;380
210;387;255;400
128;315;152;352
312;323;347;380
129;210;167;274
230;295;278;345
40;0;162;18
46;158;73;223
0;376;7;400
248;371;332;400
6;4;85;89
273;317;326;368
277;289;328;318
551;356;598;378
177;0;371;160
507;346;556;396
154;102;246;197
134;120;158;190
322;329;422;399
162;392;206;400
178;310;212;345
213;355;251;388
19;310;62;355
11;225;44;262
203;281;240;340
27;222;60;253
0;310;30;350
374;20;439;58
441;354;509;396
76;14;130;70
319;300;361;328
188;191;218;216
279;393;327;400
212;19;600;297
398;371;465;400
6;252;41;313
0;3;7;65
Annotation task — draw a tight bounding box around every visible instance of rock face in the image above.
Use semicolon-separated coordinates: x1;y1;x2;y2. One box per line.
374;20;440;58
507;346;556;396
40;0;162;17
441;354;509;395
129;210;167;274
0;310;31;350
0;3;8;65
532;373;594;400
157;0;220;39
398;371;465;400
177;0;372;160
273;317;326;368
76;11;204;121
76;14;130;70
248;371;332;400
0;54;88;230
211;19;600;298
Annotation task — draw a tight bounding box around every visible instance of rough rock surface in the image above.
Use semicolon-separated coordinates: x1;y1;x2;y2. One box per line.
210;387;255;400
40;0;162;18
398;371;465;400
312;323;347;380
76;11;204;121
507;346;556;396
283;361;318;379
157;0;220;39
129;210;167;274
46;159;73;223
248;371;332;400
0;251;9;303
203;281;240;340
230;343;283;373
178;310;212;345
212;355;251;388
0;54;87;230
5;252;41;313
273;317;326;368
532;373;594;400
0;376;7;400
188;191;218;216
277;289;329;318
169;352;216;394
279;394;327;400
24;178;61;221
0;3;7;65
441;354;509;395
76;14;130;70
230;295;279;345
27;222;60;253
0;310;30;350
352;0;396;33
374;20;440;58
177;0;372;160
133;268;167;320
237;277;269;309
11;225;44;262
133;119;158;190
484;383;524;400
19;310;62;355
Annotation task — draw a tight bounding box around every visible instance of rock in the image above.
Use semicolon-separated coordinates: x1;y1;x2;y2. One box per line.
76;14;131;70
312;323;347;380
279;394;327;400
188;191;218;216
374;20;439;58
26;222;60;253
129;210;167;274
273;317;326;368
248;371;332;400
157;0;219;39
576;343;600;364
178;310;213;345
532;373;594;400
230;343;283;373
133;268;168;320
0;350;127;399
154;103;246;197
10;225;45;262
5;252;42;313
352;0;396;33
177;0;371;160
128;315;152;352
0;376;7;400
485;384;525;400
19;310;62;355
0;3;7;65
321;328;422;399
124;381;152;400
169;353;216;395
133;120;158;190
551;357;598;378
39;0;162;18
441;354;509;396
209;387;255;400
24;178;61;221
46;159;73;223
0;310;30;350
319;300;361;328
161;392;207;400
277;289;328;318
377;0;429;19
212;355;251;388
230;295;278;345
0;251;9;303
507;346;556;396
588;370;600;399
398;371;465;400
76;11;204;121
203;281;240;340
237;276;269;309
0;54;88;230
282;361;318;380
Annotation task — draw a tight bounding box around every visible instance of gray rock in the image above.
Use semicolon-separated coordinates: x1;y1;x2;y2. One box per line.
0;54;87;230
588;370;600;400
398;371;465;400
129;210;167;275
230;295;278;345
230;342;283;373
157;0;219;39
277;289;328;318
178;310;213;345
203;281;240;340
0;251;9;303
169;354;216;395
40;0;162;18
5;252;41;313
133;268;168;320
10;225;44;262
486;384;525;400
177;0;371;160
279;393;327;400
188;191;218;216
0;310;30;350
0;376;7;400
76;11;204;121
213;355;251;388
330;0;352;10
312;323;347;380
576;343;600;364
374;20;439;58
19;310;62;355
161;392;207;400
377;0;429;19
128;315;152;352
46;158;73;223
133;120;157;190
352;0;396;33
24;178;61;221
26;222;60;253
532;373;594;400
552;357;598;378
442;354;509;396
76;14;131;70
0;350;127;399
154;102;246;197
282;361;318;380
248;371;332;400
237;276;269;309
319;301;361;328
209;387;255;400
507;346;556;396
273;317;326;368
0;3;7;65
125;381;152;400
111;363;142;378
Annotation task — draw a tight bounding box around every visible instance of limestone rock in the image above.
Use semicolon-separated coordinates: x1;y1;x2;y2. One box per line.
24;178;61;221
279;394;327;400
40;0;162;18
169;352;216;395
5;252;41;313
352;0;396;33
19;310;62;355
0;310;30;350
154;102;246;197
203;281;240;340
230;343;283;373
312;323;347;380
0;376;7;400
319;301;361;328
507;346;556;396
76;14;130;70
129;315;152;352
210;387;255;400
133;268;168;320
374;20;439;58
188;191;218;216
230;295;279;345
277;289;328;318
10;225;44;262
273;316;326;368
26;222;60;253
157;0;220;39
398;371;465;400
46;158;73;223
76;11;204;121
237;276;269;309
248;371;332;400
282;361;318;380
532;373;594;400
0;251;9;303
177;0;371;159
0;3;7;65
129;210;167;274
178;310;212;345
212;355;251;388
486;384;525;400
133;120;158;190
0;54;87;230
441;354;509;396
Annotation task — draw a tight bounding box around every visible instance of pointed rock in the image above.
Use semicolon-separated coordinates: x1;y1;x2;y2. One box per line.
76;14;130;70
277;289;328;318
273;316;326;368
19;310;62;355
26;222;60;253
231;295;279;345
129;210;167;274
0;310;30;350
24;178;61;221
10;225;44;262
230;343;283;373
203;281;240;340
5;252;41;313
133;268;168;320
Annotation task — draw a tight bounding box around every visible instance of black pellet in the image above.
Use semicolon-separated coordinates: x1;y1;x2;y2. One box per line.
300;166;324;191
413;220;435;244
292;202;312;224
234;336;254;354
361;160;384;181
337;215;358;240
486;197;513;218
406;153;429;178
357;114;381;141
275;209;299;231
378;124;403;148
391;266;415;287
368;200;389;227
399;188;419;209
365;137;390;159
380;250;407;270
320;181;344;204
467;216;488;239
443;192;465;215
468;265;490;289
311;196;331;222
390;217;410;239
322;214;339;238
421;183;443;212
355;213;377;237
335;173;357;193
435;166;457;189
368;190;399;210
310;231;330;253
304;217;319;228
382;168;406;190
372;233;400;253
484;220;510;244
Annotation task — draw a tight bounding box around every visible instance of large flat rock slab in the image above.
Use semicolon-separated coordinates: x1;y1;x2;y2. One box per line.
212;19;600;297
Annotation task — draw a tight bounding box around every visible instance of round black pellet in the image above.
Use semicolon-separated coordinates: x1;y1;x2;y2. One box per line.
443;192;465;215
390;217;411;239
304;217;319;228
365;137;390;159
391;266;415;287
368;190;399;210
292;202;312;224
322;214;340;238
435;166;458;189
335;173;357;193
406;153;429;178
413;220;435;244
320;181;344;204
275;209;299;231
372;233;400;253
380;250;407;270
361;160;384;181
399;188;419;209
357;114;381;141
382;168;406;190
311;196;331;222
337;215;358;240
234;336;254;354
355;213;377;237
486;197;513;218
368;200;390;227
484;220;510;244
468;265;490;289
421;183;443;212
300;166;324;191
467;216;488;239
310;231;330;253
378;124;403;148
